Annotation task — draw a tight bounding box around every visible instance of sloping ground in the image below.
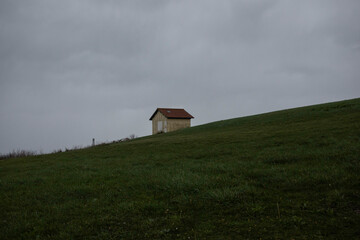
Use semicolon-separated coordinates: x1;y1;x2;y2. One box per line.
1;98;360;239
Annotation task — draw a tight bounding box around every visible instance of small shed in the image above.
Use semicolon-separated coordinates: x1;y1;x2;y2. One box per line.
149;108;194;134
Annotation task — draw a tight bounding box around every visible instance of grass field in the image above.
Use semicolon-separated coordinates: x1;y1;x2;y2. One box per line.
1;98;360;239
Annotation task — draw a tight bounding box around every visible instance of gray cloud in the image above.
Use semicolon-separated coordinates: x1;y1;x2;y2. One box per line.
1;0;360;153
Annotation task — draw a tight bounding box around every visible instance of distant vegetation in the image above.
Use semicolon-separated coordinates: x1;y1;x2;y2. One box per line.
0;149;37;160
0;99;359;239
0;135;137;160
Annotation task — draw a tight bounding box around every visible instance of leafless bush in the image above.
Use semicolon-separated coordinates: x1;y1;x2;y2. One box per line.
120;134;137;142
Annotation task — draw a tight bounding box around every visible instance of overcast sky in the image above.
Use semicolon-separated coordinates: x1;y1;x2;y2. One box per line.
0;0;359;154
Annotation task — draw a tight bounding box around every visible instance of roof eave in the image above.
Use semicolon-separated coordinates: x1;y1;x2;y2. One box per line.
167;117;194;119
149;109;159;120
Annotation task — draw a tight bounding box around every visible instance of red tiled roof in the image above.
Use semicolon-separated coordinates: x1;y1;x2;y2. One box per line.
149;108;194;120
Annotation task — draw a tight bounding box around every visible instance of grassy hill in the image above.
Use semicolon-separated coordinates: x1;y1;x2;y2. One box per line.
1;98;360;239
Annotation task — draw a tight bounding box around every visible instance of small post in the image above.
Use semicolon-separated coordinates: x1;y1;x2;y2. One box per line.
92;138;95;146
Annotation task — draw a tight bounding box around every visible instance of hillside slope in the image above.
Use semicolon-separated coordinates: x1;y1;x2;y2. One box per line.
1;98;360;239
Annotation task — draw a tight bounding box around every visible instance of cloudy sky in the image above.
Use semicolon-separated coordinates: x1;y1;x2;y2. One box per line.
0;0;359;154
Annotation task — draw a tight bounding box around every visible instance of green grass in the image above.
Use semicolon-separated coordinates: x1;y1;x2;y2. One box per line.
1;98;360;239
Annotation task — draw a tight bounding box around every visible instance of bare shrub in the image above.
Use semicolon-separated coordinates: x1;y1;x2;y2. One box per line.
129;134;136;140
120;134;137;142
